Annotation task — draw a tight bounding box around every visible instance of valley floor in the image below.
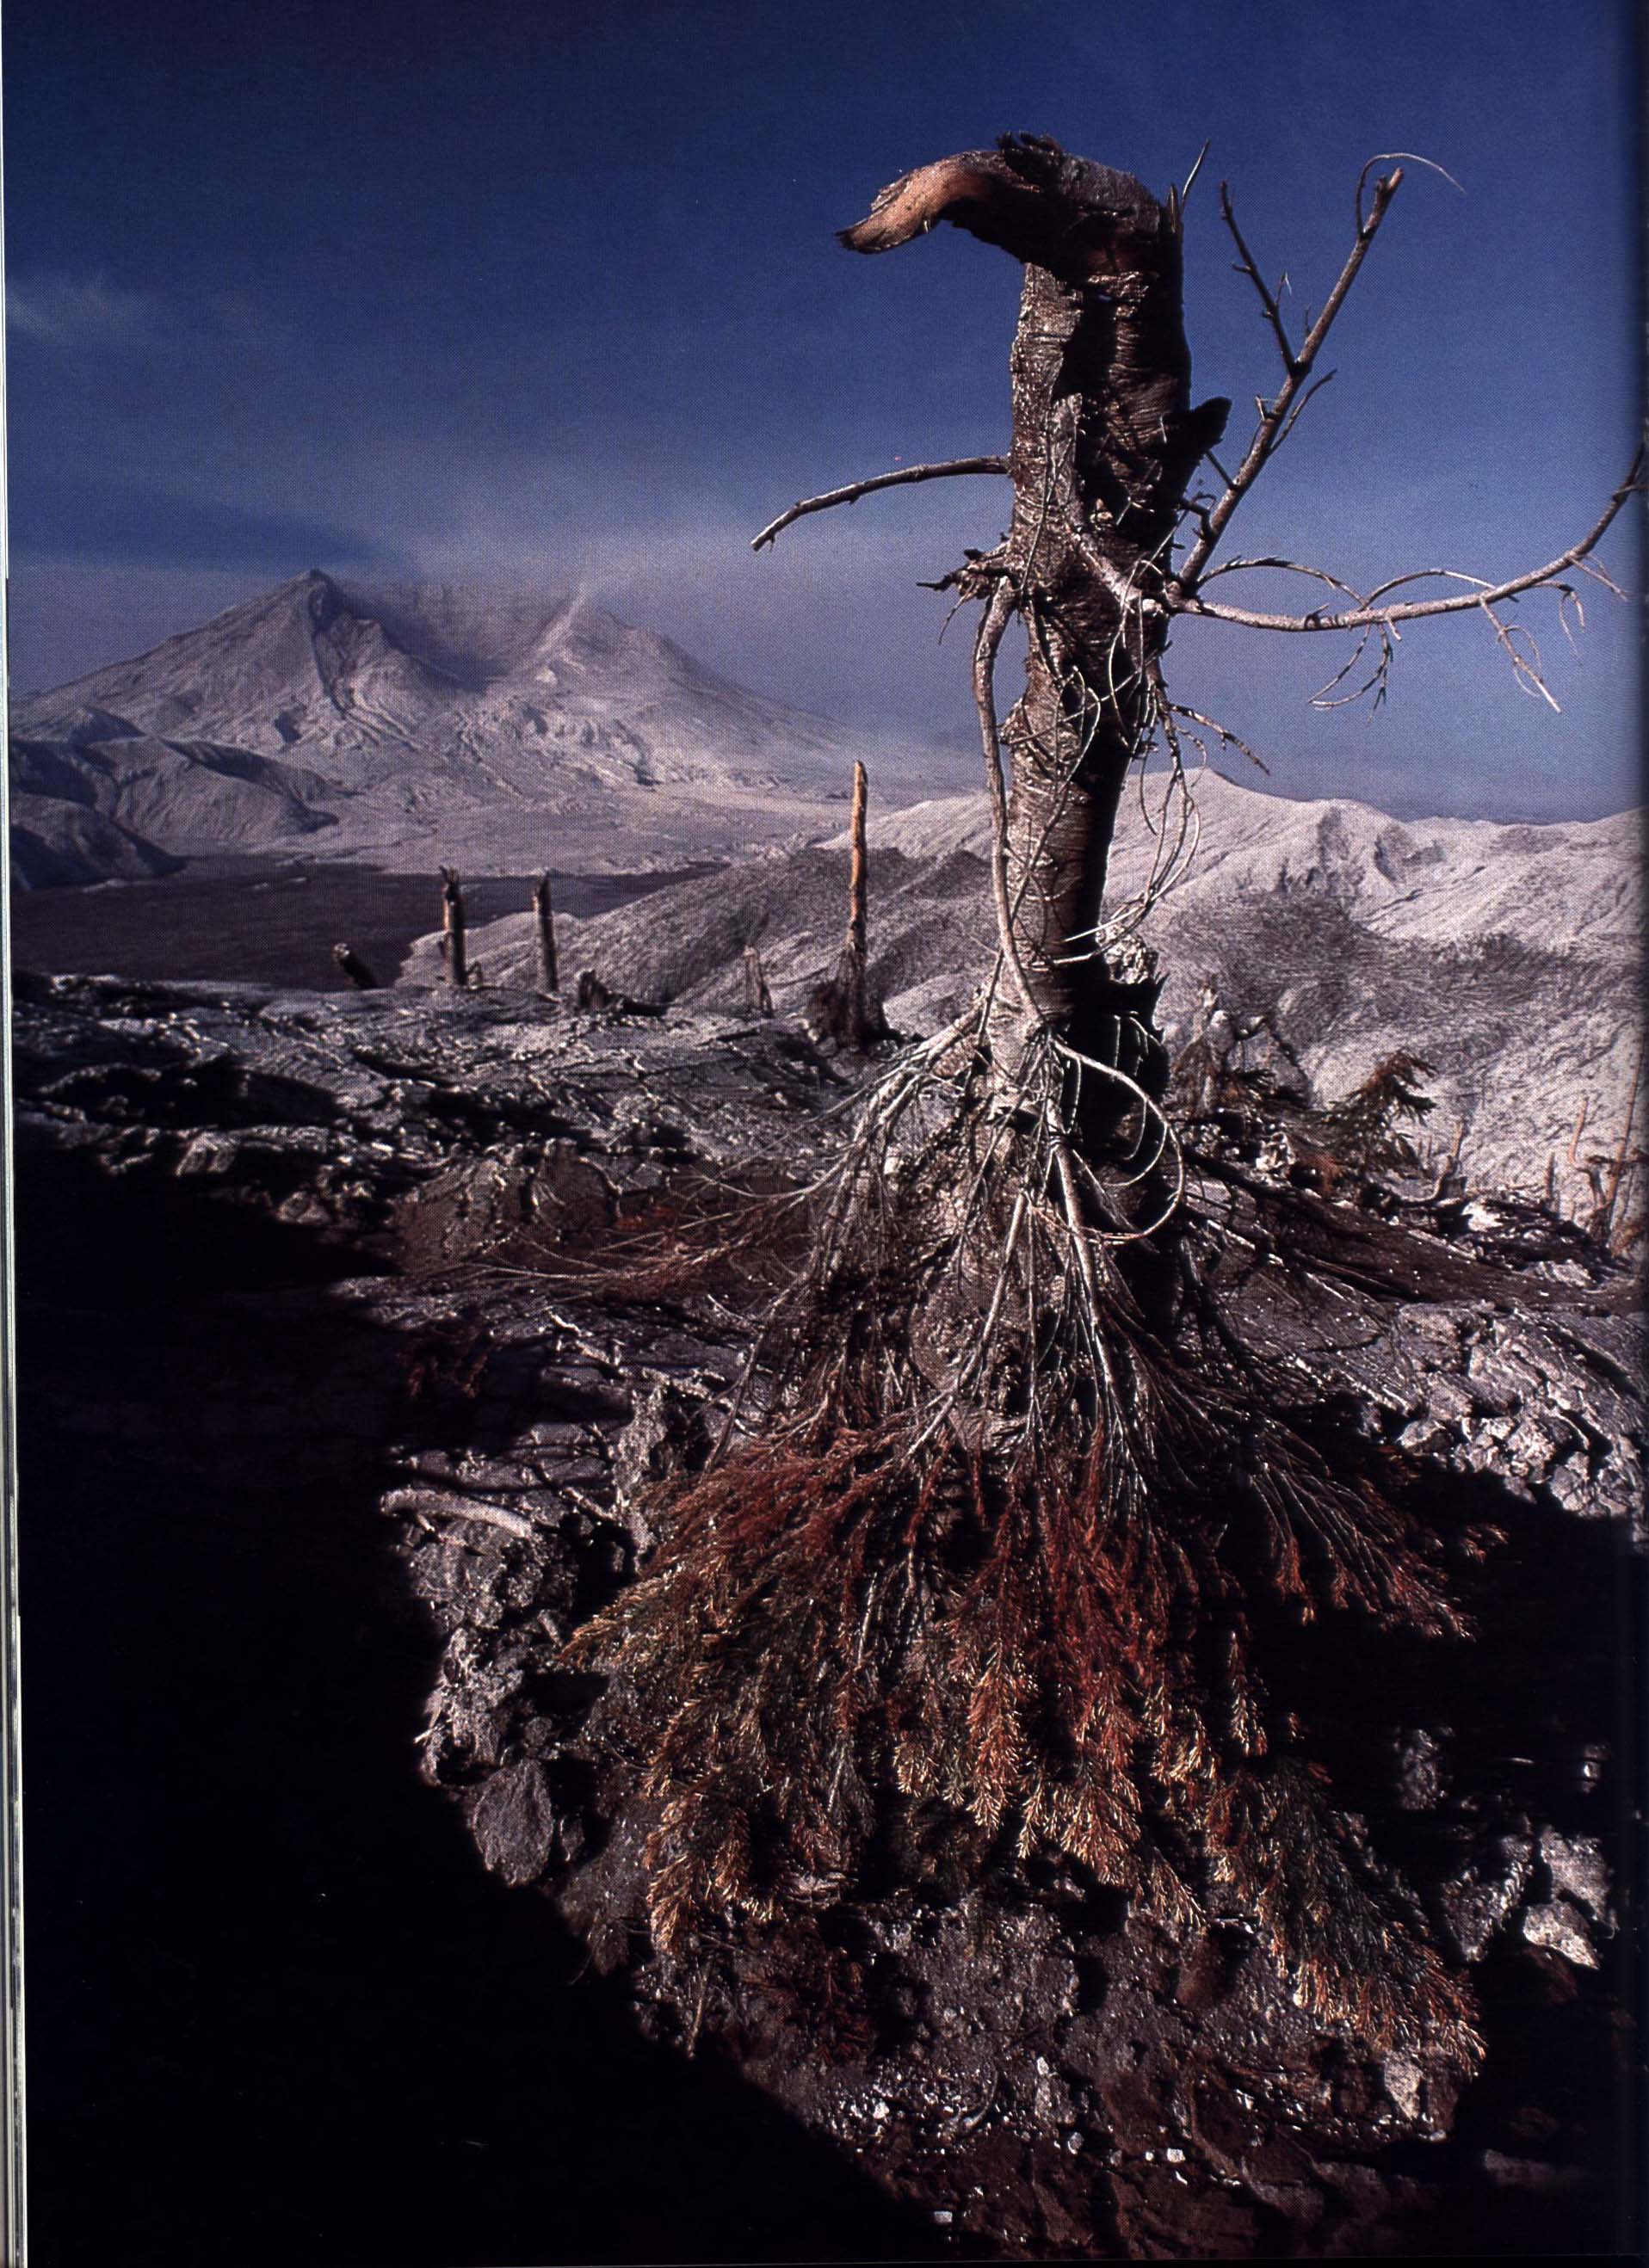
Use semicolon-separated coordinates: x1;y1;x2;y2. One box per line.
8;854;713;992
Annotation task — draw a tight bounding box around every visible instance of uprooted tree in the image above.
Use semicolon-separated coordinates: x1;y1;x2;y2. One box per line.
565;136;1640;2068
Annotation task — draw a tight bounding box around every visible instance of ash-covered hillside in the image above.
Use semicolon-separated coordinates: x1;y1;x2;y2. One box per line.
13;969;1641;2261
407;773;1643;1223
9;571;956;884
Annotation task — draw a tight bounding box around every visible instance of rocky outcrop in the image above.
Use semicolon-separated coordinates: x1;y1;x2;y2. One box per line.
14;973;1641;2260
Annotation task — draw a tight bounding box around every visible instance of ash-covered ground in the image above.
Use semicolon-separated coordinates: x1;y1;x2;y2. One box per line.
405;773;1643;1230
12;970;1642;2263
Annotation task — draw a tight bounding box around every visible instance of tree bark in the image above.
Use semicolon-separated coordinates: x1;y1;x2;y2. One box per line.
440;868;468;990
533;872;559;996
845;139;1226;1140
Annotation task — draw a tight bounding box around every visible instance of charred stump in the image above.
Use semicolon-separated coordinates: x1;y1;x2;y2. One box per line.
439;868;468;991
331;943;381;992
533;872;559;997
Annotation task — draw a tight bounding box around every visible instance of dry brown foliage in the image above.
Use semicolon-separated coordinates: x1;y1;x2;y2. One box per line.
561;1022;1481;2068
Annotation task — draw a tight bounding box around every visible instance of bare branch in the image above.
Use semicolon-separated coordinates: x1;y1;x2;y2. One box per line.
1355;150;1466;229
1576;554;1629;601
1181;139;1212;206
751;455;1008;552
1481;601;1559;711
1309;624;1397;712
1167;700;1269;773
1201;553;1363;603
1171;445;1644;632
1361;564;1496;607
1177;168;1405;589
1273;368;1337;451
1220;184;1298;374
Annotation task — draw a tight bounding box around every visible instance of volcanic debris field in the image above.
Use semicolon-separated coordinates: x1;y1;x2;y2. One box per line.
12;958;1643;2264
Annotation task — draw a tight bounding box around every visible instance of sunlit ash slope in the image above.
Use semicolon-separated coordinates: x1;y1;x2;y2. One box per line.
10;571;955;882
428;773;1641;1215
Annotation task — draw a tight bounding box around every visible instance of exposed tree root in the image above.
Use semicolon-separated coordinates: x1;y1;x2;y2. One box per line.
562;1010;1484;2070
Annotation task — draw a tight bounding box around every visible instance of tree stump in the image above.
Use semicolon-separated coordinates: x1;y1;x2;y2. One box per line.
331;943;380;992
533;872;559;996
440;868;468;990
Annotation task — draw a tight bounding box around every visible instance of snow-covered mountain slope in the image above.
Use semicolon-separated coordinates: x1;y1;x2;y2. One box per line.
10;573;955;879
856;774;1640;954
413;773;1641;1215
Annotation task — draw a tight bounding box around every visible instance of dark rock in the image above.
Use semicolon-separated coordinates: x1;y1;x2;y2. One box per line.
464;1760;560;1887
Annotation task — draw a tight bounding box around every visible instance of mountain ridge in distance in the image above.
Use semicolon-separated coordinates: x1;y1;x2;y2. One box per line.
10;570;964;884
414;769;1640;1217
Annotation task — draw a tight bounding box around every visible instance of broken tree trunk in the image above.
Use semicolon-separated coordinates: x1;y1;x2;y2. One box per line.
331;943;381;992
440;868;468;990
743;944;774;1018
812;759;886;1049
844;759;869;1046
846;138;1227;1160
559;139;1489;2069
533;872;559;996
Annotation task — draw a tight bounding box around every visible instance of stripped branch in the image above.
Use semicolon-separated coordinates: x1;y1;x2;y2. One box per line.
1220;182;1298;374
1177;169;1405;589
752;455;1008;552
1355;150;1466;229
1171;445;1644;634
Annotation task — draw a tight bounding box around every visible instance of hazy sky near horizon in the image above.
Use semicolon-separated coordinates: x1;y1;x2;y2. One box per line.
4;0;1641;819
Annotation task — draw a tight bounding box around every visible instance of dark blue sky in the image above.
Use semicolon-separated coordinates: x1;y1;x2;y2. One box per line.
4;0;1641;817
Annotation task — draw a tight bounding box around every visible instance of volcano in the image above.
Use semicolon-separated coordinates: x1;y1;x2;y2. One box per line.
10;572;959;883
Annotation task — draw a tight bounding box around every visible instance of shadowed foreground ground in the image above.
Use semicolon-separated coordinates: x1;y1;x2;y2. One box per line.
13;972;1643;2261
17;1123;938;2265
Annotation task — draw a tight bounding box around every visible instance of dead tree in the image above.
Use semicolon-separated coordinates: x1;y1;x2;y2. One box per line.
439;867;468;990
331;943;380;991
812;758;886;1048
743;943;775;1018
568;134;1640;2066
1430;1117;1467;1205
845;759;869;1041
533;872;559;996
1597;1041;1643;1240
